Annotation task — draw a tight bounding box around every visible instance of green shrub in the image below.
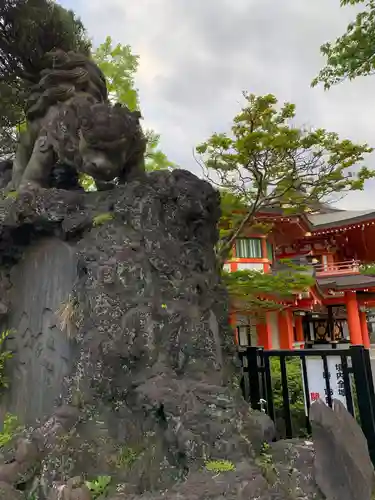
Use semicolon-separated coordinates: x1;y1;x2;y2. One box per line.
270;357;307;437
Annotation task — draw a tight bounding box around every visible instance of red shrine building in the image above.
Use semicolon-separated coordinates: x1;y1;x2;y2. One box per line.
226;203;375;350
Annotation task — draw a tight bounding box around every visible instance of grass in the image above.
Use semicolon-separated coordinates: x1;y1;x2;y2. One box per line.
56;296;77;338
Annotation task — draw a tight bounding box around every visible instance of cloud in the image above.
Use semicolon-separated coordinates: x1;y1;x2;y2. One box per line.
61;0;375;207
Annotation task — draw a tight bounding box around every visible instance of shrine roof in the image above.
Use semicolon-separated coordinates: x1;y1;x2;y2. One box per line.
317;273;375;290
307;209;375;229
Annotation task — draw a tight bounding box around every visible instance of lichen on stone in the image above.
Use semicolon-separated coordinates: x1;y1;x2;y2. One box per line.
205;459;235;473
92;212;114;227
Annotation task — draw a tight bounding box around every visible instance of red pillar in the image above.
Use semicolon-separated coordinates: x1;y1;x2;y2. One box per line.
278;309;294;349
359;310;370;349
295;315;304;342
256;313;272;350
345;291;363;345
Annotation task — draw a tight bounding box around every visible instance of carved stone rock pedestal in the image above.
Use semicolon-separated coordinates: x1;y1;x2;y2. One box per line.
0;171;371;499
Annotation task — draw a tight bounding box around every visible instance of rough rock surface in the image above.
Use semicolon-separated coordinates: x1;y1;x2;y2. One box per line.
0;481;24;499
3;238;77;423
0;169;370;499
310;399;375;500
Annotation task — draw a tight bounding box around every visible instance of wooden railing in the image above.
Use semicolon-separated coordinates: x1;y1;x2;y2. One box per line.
313;260;360;276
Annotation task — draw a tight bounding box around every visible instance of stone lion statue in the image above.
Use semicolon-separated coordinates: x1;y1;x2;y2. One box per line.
9;50;146;191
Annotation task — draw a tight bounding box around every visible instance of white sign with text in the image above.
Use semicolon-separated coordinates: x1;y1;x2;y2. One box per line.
302;355;349;414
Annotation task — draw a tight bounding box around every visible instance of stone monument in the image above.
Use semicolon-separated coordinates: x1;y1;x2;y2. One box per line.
0;50;372;500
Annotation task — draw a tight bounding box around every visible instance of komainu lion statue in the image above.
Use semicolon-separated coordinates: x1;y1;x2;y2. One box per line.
9;50;146;191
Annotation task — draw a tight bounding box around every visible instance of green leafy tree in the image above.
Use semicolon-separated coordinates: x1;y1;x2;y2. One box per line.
220;192;314;316
312;0;375;88
144;130;175;172
196;92;374;315
92;37;175;173
225;262;314;318
196;92;374;267
93;36;139;112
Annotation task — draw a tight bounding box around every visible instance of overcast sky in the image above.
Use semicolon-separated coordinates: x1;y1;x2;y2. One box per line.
60;0;375;210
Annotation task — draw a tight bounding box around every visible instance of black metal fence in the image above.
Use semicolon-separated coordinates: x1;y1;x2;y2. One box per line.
239;345;375;465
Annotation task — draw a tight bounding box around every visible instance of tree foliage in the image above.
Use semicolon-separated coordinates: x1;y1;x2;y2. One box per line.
197;91;374;315
312;0;375;88
224;260;315;318
221;192;314;316
92;37;175;173
93;36;139;112
359;262;375;274
196;92;374;265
